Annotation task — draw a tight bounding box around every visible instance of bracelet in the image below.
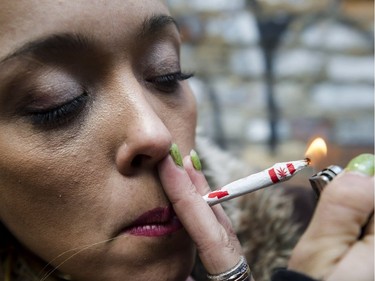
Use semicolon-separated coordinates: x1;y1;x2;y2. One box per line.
207;256;251;281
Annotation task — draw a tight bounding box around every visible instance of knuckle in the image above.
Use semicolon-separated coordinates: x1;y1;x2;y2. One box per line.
324;173;374;211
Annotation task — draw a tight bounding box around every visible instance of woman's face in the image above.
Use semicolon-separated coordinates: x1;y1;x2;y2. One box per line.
0;1;197;280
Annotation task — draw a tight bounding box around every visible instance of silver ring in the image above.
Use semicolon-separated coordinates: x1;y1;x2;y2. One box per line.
207;256;251;281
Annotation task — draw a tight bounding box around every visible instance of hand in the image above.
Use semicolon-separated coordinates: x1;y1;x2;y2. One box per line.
158;147;244;276
288;171;374;281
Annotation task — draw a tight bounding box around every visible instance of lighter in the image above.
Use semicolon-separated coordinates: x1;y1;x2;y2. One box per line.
309;165;343;198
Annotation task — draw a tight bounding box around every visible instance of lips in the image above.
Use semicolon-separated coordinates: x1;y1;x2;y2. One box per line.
121;205;182;237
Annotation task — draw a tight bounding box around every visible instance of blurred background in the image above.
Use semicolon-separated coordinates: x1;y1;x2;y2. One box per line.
167;0;374;184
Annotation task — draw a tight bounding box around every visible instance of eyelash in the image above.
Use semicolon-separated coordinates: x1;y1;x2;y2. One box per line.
147;71;194;93
28;92;88;127
26;72;192;127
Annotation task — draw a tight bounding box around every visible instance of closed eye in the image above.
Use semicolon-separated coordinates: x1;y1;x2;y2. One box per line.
27;92;89;128
147;71;194;93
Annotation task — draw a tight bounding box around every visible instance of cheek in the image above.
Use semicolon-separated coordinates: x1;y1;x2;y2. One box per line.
166;84;197;152
0;129;111;260
0;86;197;269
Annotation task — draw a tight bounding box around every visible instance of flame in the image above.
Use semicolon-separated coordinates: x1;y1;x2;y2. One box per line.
304;137;327;166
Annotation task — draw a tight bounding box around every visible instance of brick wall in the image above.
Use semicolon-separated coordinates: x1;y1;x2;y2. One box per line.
168;0;374;172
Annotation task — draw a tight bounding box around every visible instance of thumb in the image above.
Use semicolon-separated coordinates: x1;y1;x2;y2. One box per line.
288;154;374;280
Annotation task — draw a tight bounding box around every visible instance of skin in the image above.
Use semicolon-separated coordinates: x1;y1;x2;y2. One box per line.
0;1;198;280
288;172;374;281
0;1;373;281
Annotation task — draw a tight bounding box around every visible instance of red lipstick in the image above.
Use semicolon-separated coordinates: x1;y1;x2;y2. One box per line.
123;205;182;237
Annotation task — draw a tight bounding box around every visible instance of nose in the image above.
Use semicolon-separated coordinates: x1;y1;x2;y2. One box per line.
115;96;173;176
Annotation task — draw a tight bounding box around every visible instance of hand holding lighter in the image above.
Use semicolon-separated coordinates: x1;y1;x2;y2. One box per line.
309;165;343;198
309;154;375;198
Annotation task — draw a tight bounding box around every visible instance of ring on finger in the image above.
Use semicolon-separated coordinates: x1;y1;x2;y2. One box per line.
206;256;251;281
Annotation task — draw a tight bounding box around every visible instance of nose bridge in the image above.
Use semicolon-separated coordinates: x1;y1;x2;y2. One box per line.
114;77;173;174
130;94;172;144
112;69;171;143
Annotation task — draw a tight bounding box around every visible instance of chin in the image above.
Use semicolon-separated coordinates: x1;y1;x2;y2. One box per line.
60;230;196;281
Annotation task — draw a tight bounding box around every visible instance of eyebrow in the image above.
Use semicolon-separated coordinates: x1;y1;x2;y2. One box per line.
0;14;179;66
138;14;179;39
0;33;92;65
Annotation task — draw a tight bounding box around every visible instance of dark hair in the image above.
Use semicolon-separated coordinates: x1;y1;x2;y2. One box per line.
0;222;68;281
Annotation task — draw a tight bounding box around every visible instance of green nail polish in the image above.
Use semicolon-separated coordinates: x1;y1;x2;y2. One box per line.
345;153;374;176
190;149;202;171
170;143;183;167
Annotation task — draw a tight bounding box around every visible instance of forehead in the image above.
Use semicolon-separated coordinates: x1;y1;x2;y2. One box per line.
0;0;170;59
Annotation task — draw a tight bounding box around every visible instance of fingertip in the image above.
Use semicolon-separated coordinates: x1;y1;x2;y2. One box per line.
158;155;186;182
190;149;202;171
169;143;184;168
183;154;203;178
183;155;211;196
183;155;194;170
345;153;374;177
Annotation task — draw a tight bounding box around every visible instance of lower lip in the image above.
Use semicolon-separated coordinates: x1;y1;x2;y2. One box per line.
124;217;183;237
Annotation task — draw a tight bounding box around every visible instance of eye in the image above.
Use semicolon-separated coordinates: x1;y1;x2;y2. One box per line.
27;92;89;128
147;71;194;93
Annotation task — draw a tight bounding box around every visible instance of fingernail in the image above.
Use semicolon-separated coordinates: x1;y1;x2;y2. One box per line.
345;153;374;176
190;149;202;171
170;143;183;167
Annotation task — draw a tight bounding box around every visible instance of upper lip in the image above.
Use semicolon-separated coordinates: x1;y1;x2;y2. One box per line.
130;205;175;226
116;204;176;236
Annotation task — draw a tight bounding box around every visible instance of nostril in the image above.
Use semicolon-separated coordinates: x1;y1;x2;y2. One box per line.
131;154;151;168
131;155;143;167
116;138;171;175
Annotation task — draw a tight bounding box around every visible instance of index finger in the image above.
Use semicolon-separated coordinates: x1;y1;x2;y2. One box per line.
158;155;241;275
